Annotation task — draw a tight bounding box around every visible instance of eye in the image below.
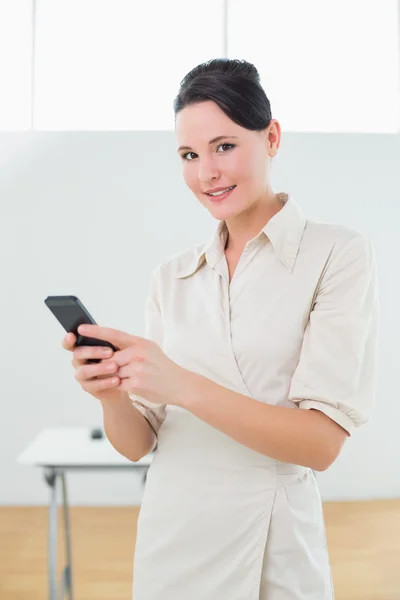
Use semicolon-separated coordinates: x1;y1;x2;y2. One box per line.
218;143;235;153
181;143;235;161
182;151;197;161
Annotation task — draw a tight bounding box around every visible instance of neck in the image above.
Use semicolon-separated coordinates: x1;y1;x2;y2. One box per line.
224;192;286;254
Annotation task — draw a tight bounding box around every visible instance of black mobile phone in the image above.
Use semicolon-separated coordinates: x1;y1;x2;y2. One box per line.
44;295;119;363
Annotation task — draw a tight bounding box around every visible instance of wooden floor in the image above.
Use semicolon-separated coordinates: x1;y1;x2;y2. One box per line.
0;500;398;600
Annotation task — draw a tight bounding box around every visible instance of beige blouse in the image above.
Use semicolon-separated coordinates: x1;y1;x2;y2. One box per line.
129;192;379;599
130;192;379;438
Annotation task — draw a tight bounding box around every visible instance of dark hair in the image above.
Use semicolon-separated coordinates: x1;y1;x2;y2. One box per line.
173;58;272;131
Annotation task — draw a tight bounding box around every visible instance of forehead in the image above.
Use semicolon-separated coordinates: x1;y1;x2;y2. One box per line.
175;100;243;142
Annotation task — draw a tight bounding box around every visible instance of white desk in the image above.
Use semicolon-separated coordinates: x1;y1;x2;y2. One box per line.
17;426;154;600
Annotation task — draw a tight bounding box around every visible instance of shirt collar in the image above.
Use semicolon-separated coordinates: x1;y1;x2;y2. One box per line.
174;192;307;278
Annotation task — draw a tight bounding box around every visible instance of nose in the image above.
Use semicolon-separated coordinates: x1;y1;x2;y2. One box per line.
197;157;220;184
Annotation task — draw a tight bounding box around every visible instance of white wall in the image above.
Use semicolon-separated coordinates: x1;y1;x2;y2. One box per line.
1;131;398;505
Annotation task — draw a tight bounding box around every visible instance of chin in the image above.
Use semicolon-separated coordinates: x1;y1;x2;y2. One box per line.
208;202;245;220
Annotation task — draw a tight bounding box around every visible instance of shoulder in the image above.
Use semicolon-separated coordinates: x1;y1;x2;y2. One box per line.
302;220;378;299
305;217;376;264
154;242;207;282
306;215;371;244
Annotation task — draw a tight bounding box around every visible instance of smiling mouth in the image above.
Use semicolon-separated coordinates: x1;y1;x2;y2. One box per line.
205;185;235;196
205;185;236;204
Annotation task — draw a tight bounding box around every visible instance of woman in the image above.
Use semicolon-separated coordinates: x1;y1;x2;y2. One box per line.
67;58;379;599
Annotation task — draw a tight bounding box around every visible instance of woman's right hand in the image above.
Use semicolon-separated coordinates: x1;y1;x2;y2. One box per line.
62;332;123;403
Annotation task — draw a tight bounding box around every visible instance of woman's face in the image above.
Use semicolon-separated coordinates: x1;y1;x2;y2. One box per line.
175;100;280;221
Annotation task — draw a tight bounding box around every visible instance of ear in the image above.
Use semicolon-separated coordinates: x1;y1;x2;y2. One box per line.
267;119;281;157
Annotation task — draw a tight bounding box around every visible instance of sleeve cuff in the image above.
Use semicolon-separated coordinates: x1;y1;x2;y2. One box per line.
297;399;355;436
129;396;164;435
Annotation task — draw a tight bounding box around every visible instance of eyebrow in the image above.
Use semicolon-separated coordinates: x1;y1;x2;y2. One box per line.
177;135;239;153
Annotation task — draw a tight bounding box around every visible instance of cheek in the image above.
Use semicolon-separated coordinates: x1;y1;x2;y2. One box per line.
182;165;197;190
239;151;267;187
229;151;254;184
182;166;208;206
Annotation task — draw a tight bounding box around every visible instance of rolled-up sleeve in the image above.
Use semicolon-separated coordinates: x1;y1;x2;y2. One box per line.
288;233;379;436
129;265;166;435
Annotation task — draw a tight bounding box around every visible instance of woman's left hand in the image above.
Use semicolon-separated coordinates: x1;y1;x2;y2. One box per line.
77;324;190;407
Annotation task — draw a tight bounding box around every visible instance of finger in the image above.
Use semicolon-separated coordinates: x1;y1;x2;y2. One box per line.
81;375;121;394
62;332;76;351
75;360;118;382
77;325;145;351
72;347;113;369
74;345;114;362
117;363;139;379
75;360;118;381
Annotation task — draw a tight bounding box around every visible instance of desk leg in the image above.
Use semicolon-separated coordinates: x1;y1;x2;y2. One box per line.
44;468;74;600
61;471;74;599
44;468;58;600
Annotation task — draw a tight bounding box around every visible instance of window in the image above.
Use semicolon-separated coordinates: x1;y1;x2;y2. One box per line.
34;0;225;130
0;0;32;130
227;0;400;132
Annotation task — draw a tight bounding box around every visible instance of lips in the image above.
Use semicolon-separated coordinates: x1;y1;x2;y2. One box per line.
205;185;236;196
205;185;236;203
